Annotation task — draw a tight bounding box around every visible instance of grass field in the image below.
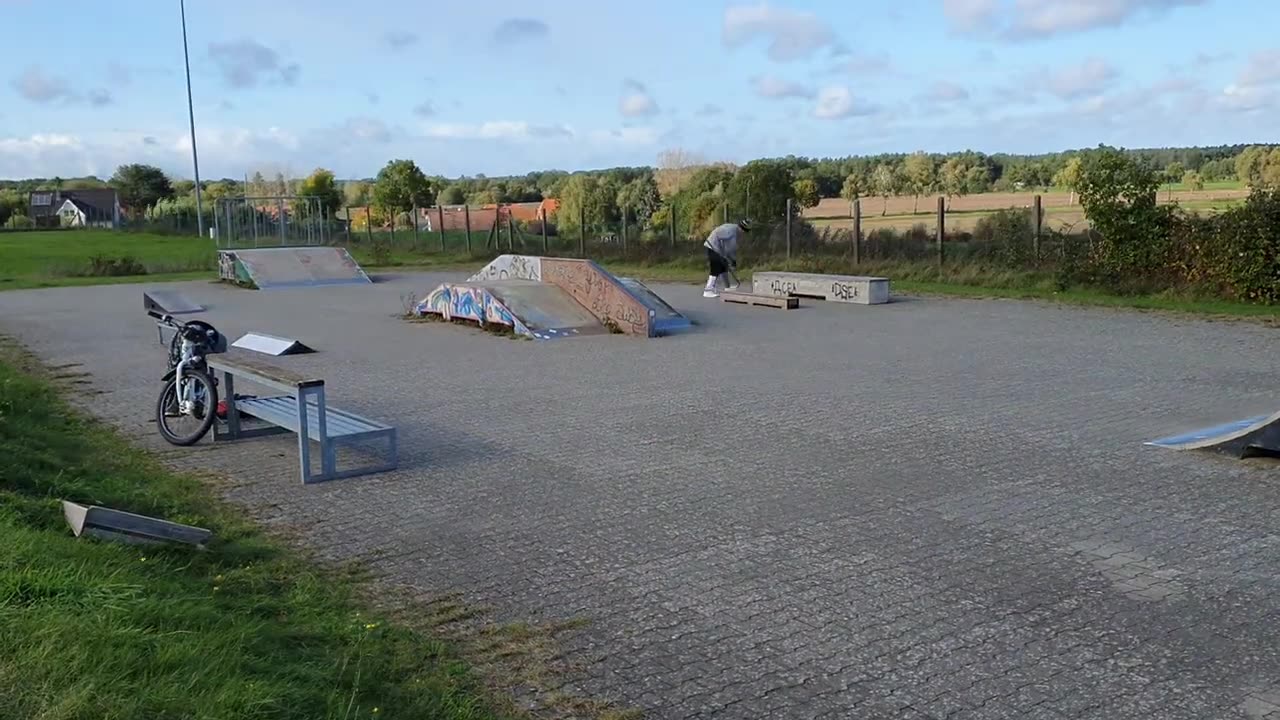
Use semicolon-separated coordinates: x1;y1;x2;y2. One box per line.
0;340;505;720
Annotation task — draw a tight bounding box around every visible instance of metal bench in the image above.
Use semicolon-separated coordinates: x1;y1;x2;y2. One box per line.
207;354;397;484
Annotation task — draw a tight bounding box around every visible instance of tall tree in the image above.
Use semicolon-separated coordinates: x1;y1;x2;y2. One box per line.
792;178;820;209
1052;157;1084;204
372;159;433;214
902;151;935;214
343;180;371;206
110;163;174;213
726;159;794;223
871;163;897;216
840;170;868;205
615;174;661;226
296;168;343;214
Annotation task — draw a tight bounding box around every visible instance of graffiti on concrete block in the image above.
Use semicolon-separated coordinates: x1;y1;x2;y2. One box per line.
468;254;542;282
541;259;651;336
217;251;238;282
416;283;530;336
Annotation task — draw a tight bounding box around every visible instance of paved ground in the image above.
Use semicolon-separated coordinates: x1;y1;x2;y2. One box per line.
2;271;1278;719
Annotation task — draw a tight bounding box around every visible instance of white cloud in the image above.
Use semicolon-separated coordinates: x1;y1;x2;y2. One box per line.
422;121;573;140
813;85;871;119
752;74;815;99
619;78;659;117
208;39;300;88
1237;50;1280;88
723;2;837;61
928;81;970;102
1046;57;1118;100
945;0;1205;40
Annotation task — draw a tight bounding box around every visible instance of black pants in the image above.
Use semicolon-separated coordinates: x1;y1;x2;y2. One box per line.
706;247;730;276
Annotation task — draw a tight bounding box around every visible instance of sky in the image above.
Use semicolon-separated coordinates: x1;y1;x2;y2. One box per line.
1;0;1278;181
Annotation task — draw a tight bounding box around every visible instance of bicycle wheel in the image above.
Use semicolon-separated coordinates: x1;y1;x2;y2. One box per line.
155;367;219;446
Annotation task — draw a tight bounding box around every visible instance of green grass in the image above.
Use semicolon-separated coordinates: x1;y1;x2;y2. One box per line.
0;229;213;290
0;341;506;720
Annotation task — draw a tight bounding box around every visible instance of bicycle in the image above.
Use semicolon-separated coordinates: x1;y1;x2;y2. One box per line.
149;310;227;446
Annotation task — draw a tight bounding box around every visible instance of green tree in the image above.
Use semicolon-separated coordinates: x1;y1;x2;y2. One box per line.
1235;146;1269;188
1076;145;1172;281
871;163;897;216
437;184;466;205
0;188;25;226
902;151;935;213
726;159;794;223
1052;156;1084;204
555;174;617;233
173;180;196;196
110;163;174;214
616;175;661;226
840;170;868;204
1182;170;1205;192
371;159;433;214
343;180;371;206
1162;161;1185;200
296;168;343;214
792;178;820;209
939;157;973;210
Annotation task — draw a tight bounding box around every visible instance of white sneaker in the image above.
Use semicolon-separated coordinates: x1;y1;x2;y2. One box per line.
703;288;719;298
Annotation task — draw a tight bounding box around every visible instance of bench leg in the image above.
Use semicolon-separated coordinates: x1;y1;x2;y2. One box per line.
316;388;336;480
295;386;312;484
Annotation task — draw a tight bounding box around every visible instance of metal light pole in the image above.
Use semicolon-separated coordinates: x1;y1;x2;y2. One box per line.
180;0;205;239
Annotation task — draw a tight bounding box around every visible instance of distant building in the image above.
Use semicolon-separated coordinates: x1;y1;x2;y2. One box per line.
28;188;122;229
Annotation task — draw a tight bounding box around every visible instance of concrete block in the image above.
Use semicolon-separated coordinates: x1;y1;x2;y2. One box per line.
752;271;890;305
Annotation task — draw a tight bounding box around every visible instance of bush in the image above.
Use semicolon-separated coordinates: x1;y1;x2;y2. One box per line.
85;255;148;277
1195;188;1280;303
971;208;1036;266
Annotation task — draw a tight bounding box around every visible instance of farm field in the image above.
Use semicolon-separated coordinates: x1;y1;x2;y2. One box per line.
805;187;1250;233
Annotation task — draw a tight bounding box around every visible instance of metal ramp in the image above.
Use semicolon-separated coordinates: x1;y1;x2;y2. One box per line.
1146;410;1280;458
143;289;203;314
217;246;371;289
616;277;693;334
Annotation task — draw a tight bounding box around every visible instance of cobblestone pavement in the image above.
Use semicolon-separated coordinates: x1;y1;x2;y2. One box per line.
2;272;1278;719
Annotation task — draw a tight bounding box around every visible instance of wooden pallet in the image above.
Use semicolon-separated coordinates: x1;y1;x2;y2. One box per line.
721;290;799;309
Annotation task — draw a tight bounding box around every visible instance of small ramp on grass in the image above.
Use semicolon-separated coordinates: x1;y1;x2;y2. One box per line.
143;289;203;315
1146;410;1280;458
231;332;315;356
217;246;371;289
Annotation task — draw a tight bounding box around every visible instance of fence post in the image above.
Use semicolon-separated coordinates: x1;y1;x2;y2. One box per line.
936;195;945;267
1033;194;1042;265
464;205;472;255
277;197;286;245
723;202;728;223
853;199;861;264
438;205;445;252
344;206;350;244
507;210;515;252
541;211;548;254
670;201;676;248
389;208;395;245
579;205;586;257
365;205;372;244
786;198;793;259
621;205;628;256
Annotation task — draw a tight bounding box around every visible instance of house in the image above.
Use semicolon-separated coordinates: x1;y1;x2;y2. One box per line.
28;188;122;229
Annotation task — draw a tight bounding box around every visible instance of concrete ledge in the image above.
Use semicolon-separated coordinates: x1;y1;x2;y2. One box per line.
752;271;890;305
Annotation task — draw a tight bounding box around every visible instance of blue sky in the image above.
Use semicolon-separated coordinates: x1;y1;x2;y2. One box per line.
1;0;1277;180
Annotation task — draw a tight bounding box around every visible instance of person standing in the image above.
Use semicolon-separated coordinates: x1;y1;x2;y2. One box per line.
703;219;751;297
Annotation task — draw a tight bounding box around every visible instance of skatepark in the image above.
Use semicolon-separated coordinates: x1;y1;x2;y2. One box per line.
2;249;1279;719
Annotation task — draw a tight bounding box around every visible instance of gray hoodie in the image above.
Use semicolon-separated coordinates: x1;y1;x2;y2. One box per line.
704;222;740;262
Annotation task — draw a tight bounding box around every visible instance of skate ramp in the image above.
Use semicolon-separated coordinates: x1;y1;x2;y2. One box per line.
143;288;203;315
217;246;371;289
416;281;606;340
463;254;691;338
616;277;693;334
1146;410;1280;458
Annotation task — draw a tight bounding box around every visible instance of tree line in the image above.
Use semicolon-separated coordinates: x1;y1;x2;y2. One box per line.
3;143;1277;233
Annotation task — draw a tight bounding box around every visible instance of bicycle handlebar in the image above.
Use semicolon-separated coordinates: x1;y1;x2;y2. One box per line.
147;310;178;326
